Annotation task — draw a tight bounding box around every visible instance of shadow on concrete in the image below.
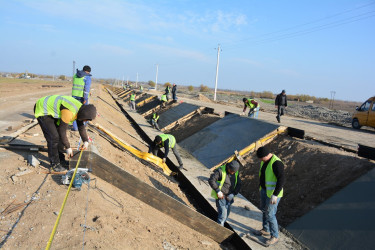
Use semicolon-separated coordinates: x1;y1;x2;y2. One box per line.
20;113;35;119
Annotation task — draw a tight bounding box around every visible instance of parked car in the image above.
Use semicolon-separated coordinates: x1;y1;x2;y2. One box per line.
352;96;375;129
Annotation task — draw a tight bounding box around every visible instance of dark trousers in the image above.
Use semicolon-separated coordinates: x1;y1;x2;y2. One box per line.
37;116;65;165
276;106;285;122
172;92;177;101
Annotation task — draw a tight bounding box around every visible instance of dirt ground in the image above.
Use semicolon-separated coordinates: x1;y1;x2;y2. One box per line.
0;82;228;249
240;135;375;227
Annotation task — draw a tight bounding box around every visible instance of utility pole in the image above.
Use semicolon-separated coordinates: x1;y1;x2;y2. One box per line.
214;44;221;101
72;60;75;77
155;64;159;91
329;91;336;109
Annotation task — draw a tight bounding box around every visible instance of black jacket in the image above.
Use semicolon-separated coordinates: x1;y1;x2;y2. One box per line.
275;93;288;107
209;166;241;196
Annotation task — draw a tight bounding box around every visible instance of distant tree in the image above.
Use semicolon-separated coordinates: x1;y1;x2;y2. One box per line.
164;82;171;87
200;84;209;92
260;91;274;99
148;80;156;87
249;91;257;98
188;85;194;92
59;75;66;80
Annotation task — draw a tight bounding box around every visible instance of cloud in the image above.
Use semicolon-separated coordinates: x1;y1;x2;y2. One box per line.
90;44;132;56
231;57;262;67
141;43;210;62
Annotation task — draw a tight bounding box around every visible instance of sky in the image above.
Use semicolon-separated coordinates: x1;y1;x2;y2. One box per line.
0;0;374;102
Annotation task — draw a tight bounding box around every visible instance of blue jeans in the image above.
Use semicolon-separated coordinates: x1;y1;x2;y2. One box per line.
72;96;85;131
260;189;280;238
216;198;234;226
248;108;259;118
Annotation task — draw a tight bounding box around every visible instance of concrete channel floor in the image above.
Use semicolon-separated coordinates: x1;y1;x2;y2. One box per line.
115;96;301;249
287;167;375;250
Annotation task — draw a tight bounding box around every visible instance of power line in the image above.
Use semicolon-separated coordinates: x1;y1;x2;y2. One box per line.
224;1;375;49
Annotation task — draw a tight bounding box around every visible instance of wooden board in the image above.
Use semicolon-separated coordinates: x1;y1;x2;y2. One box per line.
73;151;234;243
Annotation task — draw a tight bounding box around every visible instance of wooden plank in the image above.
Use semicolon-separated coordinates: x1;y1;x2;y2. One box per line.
85;152;234;243
137;96;157;108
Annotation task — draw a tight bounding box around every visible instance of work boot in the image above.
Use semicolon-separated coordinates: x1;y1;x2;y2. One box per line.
265;236;278;245
253;229;270;236
178;165;184;170
276;116;280;123
51;163;66;172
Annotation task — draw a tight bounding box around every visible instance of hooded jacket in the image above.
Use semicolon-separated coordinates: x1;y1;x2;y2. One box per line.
74;69;92;103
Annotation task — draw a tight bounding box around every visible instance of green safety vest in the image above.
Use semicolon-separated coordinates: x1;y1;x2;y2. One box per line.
34;95;82;125
140;86;143;90
161;95;167;102
166;86;171;93
158;134;176;148
72;74;85;97
152;113;159;122
246;98;259;109
130;94;135;101
259;155;284;198
211;165;239;199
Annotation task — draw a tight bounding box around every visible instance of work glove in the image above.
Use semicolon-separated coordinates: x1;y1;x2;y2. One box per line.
80;141;89;150
270;195;278;204
226;194;234;201
66;148;73;158
162;158;166;163
217;191;224;199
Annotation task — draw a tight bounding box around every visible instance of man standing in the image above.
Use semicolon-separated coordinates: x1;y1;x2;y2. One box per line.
242;97;260;118
72;65;92;131
275;90;287;123
129;91;136;110
165;85;171;101
172;84;177;102
209;160;242;226
34;95;96;172
254;146;285;246
149;134;183;169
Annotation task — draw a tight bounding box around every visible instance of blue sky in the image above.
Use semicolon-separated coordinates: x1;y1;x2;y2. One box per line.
0;0;374;102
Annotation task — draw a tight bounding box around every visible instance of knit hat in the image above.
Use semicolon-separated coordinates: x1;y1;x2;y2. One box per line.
242;98;247;102
77;104;96;121
256;146;270;158
154;135;162;144
282;90;286;94
227;160;240;172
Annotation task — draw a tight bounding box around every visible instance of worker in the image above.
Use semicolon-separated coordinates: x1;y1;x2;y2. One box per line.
129;91;136;110
253;146;285;246
34;95;97;172
275;90;287;123
172;84;177;102
160;93;168;108
72;65;92;131
139;85;143;92
209;160;242;226
242;97;260;118
165;85;171;100
148;134;183;169
150;112;160;130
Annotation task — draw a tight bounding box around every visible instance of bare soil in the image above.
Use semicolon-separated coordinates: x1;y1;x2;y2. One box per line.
240;135;375;227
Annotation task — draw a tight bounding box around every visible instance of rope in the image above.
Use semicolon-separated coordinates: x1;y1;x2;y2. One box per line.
45;150;84;250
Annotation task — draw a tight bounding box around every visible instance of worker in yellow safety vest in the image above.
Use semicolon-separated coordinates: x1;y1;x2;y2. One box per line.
252;146;285;246
151;112;160;130
129;91;136;110
209;160;242;226
148;134;183;169
34;95;97;172
242;97;260;118
160;94;167;107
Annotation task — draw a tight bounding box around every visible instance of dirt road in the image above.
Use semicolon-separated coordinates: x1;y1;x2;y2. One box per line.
177;96;374;150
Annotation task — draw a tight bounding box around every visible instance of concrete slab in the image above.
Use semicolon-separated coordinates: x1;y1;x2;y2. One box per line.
116;95;299;249
137;98;161;114
135;94;152;104
158;103;200;129
179;113;280;169
287;167;375;250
